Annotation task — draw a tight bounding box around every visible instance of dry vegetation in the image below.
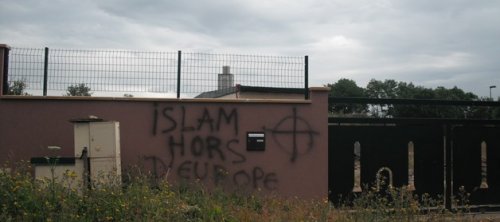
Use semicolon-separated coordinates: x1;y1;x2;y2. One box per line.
1;161;475;221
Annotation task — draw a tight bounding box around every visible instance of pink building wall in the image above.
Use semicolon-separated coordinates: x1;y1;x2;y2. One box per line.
0;88;329;199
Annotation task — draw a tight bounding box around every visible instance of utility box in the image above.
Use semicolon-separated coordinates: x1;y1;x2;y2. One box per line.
30;118;121;189
73;119;121;184
30;157;84;188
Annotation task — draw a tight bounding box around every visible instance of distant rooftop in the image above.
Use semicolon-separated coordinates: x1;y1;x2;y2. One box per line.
195;85;305;99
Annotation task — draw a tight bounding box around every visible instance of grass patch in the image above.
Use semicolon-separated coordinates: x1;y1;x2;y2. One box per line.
1;162;472;221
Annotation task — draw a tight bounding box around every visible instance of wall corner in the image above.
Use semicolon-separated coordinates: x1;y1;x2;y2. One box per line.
308;87;330;104
307;86;330;199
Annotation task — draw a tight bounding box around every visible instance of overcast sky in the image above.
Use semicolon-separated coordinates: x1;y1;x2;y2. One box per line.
1;0;499;98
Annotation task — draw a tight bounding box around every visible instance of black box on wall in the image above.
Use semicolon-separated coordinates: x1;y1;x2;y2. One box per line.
247;132;265;151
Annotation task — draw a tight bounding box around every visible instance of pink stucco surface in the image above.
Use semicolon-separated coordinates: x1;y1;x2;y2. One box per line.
0;89;328;199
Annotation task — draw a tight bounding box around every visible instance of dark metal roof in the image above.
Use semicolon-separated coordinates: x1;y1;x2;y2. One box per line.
69;115;104;123
328;97;500;107
239;86;305;94
195;85;304;98
329;117;500;125
194;87;238;98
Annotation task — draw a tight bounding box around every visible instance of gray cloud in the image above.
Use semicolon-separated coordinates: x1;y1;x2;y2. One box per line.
1;0;499;97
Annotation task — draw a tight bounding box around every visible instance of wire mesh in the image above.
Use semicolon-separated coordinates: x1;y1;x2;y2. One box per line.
6;47;305;98
181;53;304;98
7;48;45;92
49;49;178;96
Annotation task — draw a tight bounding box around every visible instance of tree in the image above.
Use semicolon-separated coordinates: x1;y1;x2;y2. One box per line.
327;78;497;119
326;78;367;115
365;79;398;117
466;96;500;119
346;79;490;118
427;86;478;118
390;82;437;118
7;80;30;95
66;83;92;96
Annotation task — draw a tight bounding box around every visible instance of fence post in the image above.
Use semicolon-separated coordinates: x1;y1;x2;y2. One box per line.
43;47;49;96
177;50;181;99
0;44;10;96
443;124;453;210
304;55;309;100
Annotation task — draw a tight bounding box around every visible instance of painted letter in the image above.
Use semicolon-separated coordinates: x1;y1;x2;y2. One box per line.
197;108;214;132
264;173;278;190
252;167;265;189
190;136;204;157
206;136;225;161
233;170;251;187
194;161;208;180
177;161;192;180
226;139;246;164
181;106;195;132
168;134;185;167
213;165;228;186
162;107;177;133
217;108;238;135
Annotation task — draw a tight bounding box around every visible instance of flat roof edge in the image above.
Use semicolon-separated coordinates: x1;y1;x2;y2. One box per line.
0;95;312;104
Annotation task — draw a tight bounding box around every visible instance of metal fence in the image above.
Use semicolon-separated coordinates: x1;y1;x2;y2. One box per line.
328;97;500;210
5;47;307;98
